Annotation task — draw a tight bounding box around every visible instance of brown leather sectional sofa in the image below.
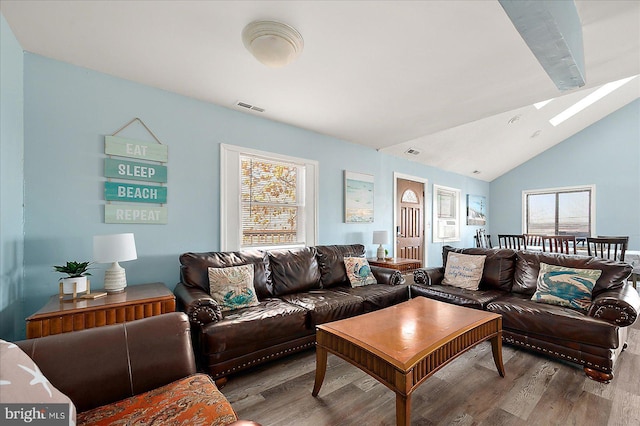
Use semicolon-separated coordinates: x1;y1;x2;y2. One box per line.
174;244;407;382
413;246;640;382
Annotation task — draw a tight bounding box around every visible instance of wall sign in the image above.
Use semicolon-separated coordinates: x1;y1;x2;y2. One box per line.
103;118;168;224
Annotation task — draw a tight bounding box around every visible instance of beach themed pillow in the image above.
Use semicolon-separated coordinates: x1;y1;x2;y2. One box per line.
344;257;377;287
208;264;260;312
531;263;602;311
442;252;486;290
0;340;77;423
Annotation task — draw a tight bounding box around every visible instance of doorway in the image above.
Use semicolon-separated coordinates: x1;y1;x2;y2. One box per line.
394;173;427;267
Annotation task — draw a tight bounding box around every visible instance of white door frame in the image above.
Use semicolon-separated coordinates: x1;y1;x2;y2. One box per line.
393;172;429;267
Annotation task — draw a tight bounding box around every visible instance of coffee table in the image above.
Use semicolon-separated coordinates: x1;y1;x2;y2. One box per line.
312;297;505;425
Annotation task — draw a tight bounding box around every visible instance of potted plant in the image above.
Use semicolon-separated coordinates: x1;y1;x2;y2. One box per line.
54;261;92;295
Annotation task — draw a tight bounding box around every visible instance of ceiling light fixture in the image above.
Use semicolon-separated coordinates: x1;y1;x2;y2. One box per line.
242;20;304;68
549;75;637;126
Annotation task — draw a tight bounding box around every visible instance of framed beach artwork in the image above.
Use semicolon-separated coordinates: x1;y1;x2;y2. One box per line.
344;171;374;223
467;194;487;226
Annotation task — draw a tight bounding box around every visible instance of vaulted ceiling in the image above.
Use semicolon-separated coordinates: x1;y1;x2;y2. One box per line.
2;0;638;181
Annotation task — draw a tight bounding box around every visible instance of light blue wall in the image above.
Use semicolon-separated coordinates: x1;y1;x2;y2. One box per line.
490;99;640;249
0;14;25;341
17;53;489;339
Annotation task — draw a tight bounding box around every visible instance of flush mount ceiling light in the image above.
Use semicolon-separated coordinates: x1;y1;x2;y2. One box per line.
242;20;304;68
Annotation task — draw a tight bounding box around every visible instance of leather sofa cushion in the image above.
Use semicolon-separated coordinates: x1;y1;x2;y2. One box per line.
443;246;517;292
512;250;633;296
201;298;309;355
487;294;621;349
338;283;410;312
411;285;506;310
315;244;366;287
280;289;364;327
268;247;322;296
180;250;272;300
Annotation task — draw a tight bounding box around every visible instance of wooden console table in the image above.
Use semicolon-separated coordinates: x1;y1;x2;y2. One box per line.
367;257;421;273
26;282;175;338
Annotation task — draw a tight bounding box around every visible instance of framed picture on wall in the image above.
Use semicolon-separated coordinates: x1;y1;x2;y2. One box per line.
433;184;461;242
467;194;487;226
344;171;374;223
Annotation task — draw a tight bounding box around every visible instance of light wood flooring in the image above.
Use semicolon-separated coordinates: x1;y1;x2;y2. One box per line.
222;315;640;426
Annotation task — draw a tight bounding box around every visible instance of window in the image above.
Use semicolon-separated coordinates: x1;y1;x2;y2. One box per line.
221;144;318;250
433;184;461;242
523;185;595;237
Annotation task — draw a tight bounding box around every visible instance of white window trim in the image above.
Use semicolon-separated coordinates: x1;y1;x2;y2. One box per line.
220;143;318;251
432;184;461;243
521;184;596;235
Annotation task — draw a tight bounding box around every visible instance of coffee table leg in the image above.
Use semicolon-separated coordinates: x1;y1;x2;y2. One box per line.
312;346;328;396
396;393;410;426
491;334;505;377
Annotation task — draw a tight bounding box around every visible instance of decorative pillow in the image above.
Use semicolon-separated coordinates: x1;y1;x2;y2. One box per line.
442;252;486;290
208;264;260;312
0;340;77;423
531;263;602;311
344;257;377;287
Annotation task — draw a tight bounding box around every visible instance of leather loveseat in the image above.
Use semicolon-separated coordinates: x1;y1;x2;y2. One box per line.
174;244;407;382
14;312;259;425
412;246;640;382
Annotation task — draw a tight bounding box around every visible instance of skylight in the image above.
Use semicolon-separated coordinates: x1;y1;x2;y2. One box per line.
549;75;637;126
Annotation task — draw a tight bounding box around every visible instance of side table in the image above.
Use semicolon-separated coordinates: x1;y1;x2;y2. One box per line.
367;257;422;273
26;282;175;338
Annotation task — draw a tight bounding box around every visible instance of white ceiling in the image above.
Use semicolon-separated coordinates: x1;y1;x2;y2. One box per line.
2;0;638;181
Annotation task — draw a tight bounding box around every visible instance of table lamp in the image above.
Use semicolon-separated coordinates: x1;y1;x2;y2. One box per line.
373;230;389;260
93;233;137;293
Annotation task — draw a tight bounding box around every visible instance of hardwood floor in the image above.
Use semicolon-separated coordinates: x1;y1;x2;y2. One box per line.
222;316;640;425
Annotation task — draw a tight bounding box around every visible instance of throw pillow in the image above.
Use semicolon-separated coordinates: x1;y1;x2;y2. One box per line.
343;257;377;287
0;340;77;423
442;252;486;290
208;264;260;312
531;263;602;311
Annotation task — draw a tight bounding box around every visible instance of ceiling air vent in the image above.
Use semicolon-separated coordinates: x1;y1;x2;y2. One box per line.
235;101;265;113
405;148;421;156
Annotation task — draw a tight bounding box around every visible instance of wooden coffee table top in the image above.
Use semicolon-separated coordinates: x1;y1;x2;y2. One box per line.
317;297;502;371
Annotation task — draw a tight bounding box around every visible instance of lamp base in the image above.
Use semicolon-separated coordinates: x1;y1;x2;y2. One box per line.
104;262;127;294
377;245;385;260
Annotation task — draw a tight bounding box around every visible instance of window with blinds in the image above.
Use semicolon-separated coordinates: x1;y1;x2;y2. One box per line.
240;155;305;248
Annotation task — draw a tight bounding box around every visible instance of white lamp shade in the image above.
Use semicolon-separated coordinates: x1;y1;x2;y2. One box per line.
242;20;303;68
93;233;137;263
372;231;389;245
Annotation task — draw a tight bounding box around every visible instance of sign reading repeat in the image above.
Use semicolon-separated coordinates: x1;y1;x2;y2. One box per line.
103;130;168;224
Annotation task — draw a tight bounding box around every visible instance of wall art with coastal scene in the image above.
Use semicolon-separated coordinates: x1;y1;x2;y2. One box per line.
467;194;487;226
344;171;374;223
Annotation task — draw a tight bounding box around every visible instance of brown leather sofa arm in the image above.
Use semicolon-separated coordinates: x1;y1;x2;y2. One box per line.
370;266;404;285
413;267;444;286
175;282;223;327
588;283;640;327
16;312;196;413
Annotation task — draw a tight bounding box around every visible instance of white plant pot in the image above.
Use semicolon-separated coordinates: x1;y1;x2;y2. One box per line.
60;276;88;294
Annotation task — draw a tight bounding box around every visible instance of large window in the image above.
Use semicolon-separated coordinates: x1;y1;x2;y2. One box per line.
221;144;318;250
523;185;595;237
433;184;461;242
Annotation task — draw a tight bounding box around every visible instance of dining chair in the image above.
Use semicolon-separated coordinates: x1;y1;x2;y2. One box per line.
524;234;544;248
475;229;493;249
498;234;525;250
587;237;628;262
541;235;577;254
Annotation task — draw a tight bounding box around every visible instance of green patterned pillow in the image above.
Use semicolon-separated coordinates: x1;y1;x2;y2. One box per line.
344;257;377;287
531;263;602;311
208;264;260;312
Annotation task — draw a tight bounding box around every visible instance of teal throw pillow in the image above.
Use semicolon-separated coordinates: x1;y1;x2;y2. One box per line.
531;262;602;311
208;264;260;312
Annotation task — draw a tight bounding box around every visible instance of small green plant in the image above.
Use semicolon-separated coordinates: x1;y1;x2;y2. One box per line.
384;249;389;256
53;261;92;279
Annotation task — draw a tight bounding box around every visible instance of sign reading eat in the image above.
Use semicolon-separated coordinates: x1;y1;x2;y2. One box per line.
105;135;168;162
